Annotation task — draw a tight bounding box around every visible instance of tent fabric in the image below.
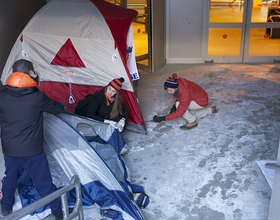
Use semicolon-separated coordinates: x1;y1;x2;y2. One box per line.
126;24;139;81
12;112;145;220
1;0;133;90
1;0;146;133
51;38;86;67
92;0;138;60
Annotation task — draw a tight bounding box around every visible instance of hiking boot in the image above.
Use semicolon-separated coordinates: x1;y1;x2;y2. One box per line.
212;106;218;113
1;206;12;217
180;121;198;130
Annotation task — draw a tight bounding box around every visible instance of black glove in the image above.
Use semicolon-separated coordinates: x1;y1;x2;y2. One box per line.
153;115;165;122
170;104;176;114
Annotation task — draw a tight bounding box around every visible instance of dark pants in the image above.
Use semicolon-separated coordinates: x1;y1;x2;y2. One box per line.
0;153;62;216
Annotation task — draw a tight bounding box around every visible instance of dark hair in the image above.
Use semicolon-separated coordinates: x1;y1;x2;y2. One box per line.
109;92;123;119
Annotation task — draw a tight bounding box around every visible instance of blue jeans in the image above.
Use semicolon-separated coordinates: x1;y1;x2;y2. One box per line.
0;153;62;215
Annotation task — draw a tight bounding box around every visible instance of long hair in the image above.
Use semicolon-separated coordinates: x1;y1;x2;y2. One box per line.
109;92;123;119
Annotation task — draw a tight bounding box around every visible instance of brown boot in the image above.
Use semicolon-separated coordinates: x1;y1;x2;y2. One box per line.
180;120;198;130
212;106;218;113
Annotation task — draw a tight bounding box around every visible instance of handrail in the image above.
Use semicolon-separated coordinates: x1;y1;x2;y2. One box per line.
265;163;280;171
1;175;84;220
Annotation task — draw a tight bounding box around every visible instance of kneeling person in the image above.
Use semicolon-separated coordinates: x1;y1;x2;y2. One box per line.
153;73;218;130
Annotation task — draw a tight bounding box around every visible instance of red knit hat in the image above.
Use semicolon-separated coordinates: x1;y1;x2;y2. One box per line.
108;77;124;92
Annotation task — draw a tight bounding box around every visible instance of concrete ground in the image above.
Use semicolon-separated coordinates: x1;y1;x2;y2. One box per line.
121;63;280;220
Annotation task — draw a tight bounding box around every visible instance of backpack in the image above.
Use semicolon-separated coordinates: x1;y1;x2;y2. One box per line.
74;94;94;116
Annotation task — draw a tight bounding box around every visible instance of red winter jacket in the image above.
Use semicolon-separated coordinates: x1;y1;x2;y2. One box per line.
165;78;208;121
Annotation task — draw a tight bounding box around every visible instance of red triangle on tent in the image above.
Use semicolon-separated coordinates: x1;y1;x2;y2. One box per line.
51;38;86;67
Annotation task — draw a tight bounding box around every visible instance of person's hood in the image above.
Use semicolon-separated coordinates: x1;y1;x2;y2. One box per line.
6;72;38;88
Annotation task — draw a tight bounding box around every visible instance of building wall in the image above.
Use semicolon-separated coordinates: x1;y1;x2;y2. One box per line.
0;0;46;78
166;0;205;64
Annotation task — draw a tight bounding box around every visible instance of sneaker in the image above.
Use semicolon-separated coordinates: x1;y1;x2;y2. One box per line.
180;121;198;130
212;106;218;113
1;206;12;217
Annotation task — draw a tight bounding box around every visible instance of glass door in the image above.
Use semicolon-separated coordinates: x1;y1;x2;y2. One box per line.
206;0;280;63
206;0;247;63
244;0;280;62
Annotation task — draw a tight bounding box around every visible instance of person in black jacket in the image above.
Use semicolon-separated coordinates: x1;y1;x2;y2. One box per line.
0;59;65;219
75;77;128;132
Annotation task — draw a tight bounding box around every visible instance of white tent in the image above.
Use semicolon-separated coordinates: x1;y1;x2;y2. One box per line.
1;0;146;133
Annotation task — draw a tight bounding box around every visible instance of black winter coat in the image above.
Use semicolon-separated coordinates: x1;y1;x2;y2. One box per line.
0;86;64;157
85;87;128;122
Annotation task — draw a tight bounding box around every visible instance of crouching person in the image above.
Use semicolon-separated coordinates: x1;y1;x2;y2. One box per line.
153;73;218;130
0;59;65;219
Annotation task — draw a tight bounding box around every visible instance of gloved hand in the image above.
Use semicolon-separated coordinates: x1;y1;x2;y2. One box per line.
104;119;118;129
118;118;126;132
153;115;165;123
170;104;176;114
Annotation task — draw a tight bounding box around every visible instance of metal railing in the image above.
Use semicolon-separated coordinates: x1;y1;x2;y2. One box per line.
1;175;84;220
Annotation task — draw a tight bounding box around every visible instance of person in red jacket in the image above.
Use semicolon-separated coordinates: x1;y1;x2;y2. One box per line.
153;73;218;130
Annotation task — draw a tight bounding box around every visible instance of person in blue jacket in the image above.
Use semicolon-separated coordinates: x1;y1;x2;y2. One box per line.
0;59;65;219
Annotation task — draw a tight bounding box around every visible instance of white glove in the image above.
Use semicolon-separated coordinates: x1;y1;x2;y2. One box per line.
118;118;125;132
104;119;118;129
